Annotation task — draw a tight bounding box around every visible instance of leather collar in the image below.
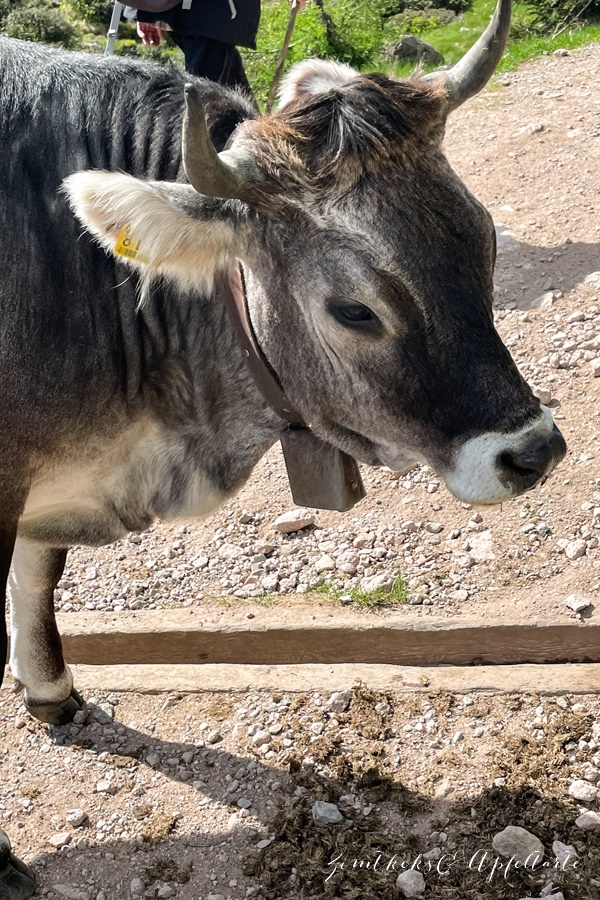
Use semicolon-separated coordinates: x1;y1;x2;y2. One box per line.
216;263;306;426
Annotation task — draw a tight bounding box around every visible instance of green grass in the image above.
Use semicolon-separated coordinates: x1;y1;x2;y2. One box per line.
380;0;600;79
312;576;409;610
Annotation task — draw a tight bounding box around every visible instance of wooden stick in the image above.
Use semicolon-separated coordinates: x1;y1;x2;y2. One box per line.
266;0;299;113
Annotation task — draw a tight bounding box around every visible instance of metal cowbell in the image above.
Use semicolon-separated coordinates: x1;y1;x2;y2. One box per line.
280;426;365;512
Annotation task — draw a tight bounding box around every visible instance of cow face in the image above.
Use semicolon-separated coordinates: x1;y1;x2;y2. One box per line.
66;50;565;507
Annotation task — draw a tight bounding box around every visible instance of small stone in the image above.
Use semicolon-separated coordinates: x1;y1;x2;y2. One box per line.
66;809;88;828
396;870;426;897
273;508;315;533
552;840;578;868
95;780;113;794
260;574;279;593
85;566;98;581
206;730;222;745
468;530;495;561
157;887;175;899
327;691;351;714
312;801;343;826
519;123;544;135
237;798;252;809
564;594;591;614
93;703;114;724
575;810;600;830
315;555;335;573
360;573;393;592
252;730;271;746
591;358;600;378
565;539;587;560
48;832;72;849
218;543;245;560
52;887;89;900
568;779;597;803
256;839;273;850
130;878;145;896
492;826;544;864
532;385;552;405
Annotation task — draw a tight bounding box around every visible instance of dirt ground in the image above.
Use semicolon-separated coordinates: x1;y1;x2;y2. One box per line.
2;42;600;900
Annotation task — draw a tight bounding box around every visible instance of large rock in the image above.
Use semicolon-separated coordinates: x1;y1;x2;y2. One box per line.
382;36;444;65
492;826;544;864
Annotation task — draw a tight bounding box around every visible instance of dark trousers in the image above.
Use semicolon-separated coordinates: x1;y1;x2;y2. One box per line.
168;33;251;91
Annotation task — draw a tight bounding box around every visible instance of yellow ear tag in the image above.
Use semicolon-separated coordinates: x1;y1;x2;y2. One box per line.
114;227;148;264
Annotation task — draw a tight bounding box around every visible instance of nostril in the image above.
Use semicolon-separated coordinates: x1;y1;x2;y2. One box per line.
498;442;553;488
499;452;540;480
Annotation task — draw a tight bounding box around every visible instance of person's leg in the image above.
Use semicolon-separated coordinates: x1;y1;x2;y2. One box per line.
169;33;251;91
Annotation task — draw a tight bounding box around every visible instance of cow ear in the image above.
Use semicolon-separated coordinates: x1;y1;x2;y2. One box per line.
63;171;244;290
277;59;359;110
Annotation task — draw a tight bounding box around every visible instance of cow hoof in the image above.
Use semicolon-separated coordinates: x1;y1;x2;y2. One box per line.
25;688;84;726
0;833;36;900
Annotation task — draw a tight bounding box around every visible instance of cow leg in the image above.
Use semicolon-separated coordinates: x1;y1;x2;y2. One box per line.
0;831;36;900
8;539;83;726
1;502;36;899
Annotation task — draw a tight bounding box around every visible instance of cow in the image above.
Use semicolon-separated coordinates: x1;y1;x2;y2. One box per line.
0;1;566;893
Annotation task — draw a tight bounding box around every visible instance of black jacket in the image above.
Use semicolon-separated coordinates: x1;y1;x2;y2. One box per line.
131;0;261;49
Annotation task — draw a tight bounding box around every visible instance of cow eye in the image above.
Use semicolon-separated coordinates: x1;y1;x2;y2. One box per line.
329;302;377;328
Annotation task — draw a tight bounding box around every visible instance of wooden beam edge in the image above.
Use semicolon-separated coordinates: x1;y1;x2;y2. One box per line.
2;662;595;695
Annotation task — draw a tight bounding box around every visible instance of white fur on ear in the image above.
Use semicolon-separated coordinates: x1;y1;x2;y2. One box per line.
277;59;359;110
63;171;242;291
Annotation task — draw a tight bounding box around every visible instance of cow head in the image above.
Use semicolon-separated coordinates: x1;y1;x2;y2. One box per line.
66;0;566;505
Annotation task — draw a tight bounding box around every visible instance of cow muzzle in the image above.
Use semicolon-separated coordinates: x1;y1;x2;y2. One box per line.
441;406;567;505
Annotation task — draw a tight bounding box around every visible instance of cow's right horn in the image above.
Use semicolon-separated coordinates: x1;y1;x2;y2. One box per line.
182;84;263;200
422;0;512;112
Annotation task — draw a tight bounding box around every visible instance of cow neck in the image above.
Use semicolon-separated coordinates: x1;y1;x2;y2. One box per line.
216;263;305;427
215;263;367;514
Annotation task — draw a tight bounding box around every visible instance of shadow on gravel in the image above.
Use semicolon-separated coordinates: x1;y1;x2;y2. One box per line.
493;228;600;310
18;690;600;900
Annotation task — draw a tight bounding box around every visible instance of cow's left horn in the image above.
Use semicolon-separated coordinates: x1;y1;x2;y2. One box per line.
422;0;511;112
182;84;263;200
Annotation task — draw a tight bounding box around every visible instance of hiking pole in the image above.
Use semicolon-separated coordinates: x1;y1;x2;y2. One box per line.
105;0;125;55
265;0;299;113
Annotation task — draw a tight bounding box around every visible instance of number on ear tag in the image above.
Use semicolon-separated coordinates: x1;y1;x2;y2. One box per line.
114;227;148;263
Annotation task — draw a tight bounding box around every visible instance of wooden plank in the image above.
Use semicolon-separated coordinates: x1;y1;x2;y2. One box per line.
46;610;600;667
4;662;597;695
